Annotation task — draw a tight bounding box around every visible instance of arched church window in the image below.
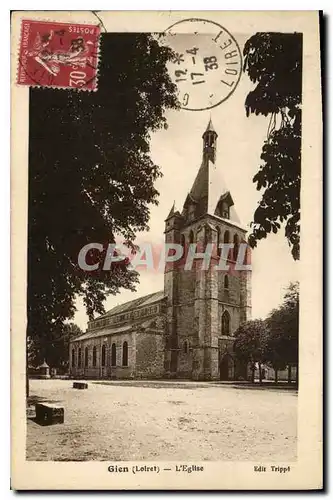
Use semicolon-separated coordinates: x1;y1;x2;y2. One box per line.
92;346;97;367
122;341;128;366
223;230;230;259
181;234;185;250
222;310;231;336
224;275;229;289
203;226;209;250
78;348;82;367
111;343;117;366
189;230;194;244
184;341;188;354
233;234;239;261
101;345;106;366
84;347;89;368
216;226;221;257
223;230;230;243
71;348;75;367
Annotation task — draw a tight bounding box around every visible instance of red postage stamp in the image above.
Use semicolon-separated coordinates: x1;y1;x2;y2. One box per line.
17;20;101;90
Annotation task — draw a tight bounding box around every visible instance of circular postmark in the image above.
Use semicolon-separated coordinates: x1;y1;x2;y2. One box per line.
164;18;242;111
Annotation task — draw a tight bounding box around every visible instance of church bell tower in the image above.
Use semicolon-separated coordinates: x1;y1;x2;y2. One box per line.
164;119;251;381
202;117;218;164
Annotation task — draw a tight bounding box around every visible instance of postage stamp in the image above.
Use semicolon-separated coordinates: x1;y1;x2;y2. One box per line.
17;20;101;90
164;18;242;111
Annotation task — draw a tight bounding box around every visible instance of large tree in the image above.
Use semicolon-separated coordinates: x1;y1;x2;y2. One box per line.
28;323;83;370
243;33;302;260
233;319;268;383
28;33;178;353
265;282;299;384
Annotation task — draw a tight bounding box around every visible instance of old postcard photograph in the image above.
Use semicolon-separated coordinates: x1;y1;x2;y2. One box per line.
11;10;322;490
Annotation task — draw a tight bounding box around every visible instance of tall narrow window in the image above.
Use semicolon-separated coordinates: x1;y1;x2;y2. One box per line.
111;343;117;366
223;230;230;243
71;348;75;367
189;230;194;244
222;311;231;336
224;275;229;289
101;345;106;366
204;226;209;247
92;346;97;367
122;341;128;367
84;347;89;367
184;341;188;354
233;234;239;261
180;234;186;258
216;226;221;257
223;230;231;260
78;348;82;367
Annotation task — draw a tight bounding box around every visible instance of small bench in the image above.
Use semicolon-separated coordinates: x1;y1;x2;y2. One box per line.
73;382;88;389
35;403;64;426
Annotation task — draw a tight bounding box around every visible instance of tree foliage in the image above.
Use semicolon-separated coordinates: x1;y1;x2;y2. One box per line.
234;282;299;383
28;323;83;368
243;33;302;260
28;33;178;345
233;319;268;365
265;282;299;372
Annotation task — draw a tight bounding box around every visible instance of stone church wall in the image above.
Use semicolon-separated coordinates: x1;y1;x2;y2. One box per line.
176;304;195;377
218;270;241;305
135;332;164;378
69;332;136;380
175;268;196;377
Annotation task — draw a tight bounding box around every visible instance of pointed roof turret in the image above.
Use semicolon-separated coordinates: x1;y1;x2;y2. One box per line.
167;201;175;219
165;201;181;221
182;121;243;228
39;359;49;368
203;117;217;135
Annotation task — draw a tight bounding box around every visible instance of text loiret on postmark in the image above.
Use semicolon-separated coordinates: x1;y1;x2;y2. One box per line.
164;18;242;111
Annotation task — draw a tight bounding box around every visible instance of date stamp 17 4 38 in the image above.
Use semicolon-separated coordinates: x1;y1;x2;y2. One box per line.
17;20;101;91
165;18;242;111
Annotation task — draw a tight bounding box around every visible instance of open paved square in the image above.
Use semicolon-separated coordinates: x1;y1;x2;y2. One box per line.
27;379;297;461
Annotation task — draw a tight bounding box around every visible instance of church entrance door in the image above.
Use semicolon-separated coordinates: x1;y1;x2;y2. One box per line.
219;355;234;381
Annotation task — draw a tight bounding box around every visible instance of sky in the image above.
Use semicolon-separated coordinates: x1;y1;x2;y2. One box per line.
73;31;299;330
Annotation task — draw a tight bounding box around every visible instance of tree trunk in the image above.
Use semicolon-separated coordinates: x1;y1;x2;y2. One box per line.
288;364;292;384
251;364;255;383
274;368;278;384
258;362;262;385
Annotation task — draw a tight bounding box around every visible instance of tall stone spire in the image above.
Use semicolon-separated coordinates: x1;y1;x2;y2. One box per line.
183;120;241;225
205;117;216;133
166;201;176;219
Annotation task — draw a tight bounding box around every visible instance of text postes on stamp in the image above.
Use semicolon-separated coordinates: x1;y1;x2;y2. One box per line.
165;18;242;111
17;20;101;91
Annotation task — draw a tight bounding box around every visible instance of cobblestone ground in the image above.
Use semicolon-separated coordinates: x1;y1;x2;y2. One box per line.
27;379;297;461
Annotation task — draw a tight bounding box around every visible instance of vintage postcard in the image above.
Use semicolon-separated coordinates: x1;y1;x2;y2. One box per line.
11;10;323;490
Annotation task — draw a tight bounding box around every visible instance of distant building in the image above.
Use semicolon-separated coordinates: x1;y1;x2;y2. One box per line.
29;359;51;379
256;364;297;383
69;120;252;380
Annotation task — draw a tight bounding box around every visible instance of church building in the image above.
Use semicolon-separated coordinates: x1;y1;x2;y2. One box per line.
69;120;252;381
